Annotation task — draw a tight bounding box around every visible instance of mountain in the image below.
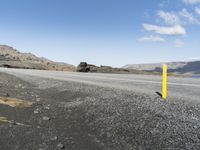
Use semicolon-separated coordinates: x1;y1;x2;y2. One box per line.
123;61;200;75
0;45;76;71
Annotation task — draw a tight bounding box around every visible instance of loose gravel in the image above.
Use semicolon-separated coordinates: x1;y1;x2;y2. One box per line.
0;72;200;150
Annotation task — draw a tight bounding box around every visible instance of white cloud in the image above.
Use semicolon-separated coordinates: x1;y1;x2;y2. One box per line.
195;7;200;15
158;11;180;25
174;39;185;48
188;57;200;60
138;35;165;42
179;8;200;24
159;1;168;8
183;0;200;4
158;9;200;25
142;24;186;36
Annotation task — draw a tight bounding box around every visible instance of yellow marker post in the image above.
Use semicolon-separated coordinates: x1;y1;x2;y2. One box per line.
162;64;167;100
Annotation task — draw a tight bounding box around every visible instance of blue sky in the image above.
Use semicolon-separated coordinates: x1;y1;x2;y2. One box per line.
0;0;200;67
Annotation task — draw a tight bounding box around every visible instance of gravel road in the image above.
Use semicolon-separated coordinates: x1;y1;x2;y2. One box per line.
0;68;200;150
1;68;200;102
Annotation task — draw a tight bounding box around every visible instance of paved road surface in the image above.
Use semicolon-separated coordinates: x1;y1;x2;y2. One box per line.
0;68;199;101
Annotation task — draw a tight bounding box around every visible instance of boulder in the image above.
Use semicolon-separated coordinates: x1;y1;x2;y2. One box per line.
77;62;90;72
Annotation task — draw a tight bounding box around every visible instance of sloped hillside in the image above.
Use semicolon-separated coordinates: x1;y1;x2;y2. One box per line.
0;45;76;71
123;61;200;75
123;62;187;71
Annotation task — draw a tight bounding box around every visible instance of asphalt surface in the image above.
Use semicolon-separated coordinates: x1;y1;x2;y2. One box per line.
0;68;200;102
0;68;200;150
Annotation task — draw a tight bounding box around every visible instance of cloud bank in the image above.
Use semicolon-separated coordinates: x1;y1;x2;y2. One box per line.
158;11;180;25
142;24;186;36
138;35;165;42
183;0;200;4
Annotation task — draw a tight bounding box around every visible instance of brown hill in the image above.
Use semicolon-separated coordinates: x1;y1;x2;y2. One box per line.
0;45;76;71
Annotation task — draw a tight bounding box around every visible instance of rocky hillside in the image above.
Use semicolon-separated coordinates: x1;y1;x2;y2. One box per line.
123;61;200;75
0;45;76;71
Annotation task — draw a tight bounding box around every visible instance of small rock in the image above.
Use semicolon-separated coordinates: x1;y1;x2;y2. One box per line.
43;116;50;121
57;143;64;149
44;104;50;110
45;106;50;110
197;134;200;139
34;108;40;114
51;136;58;141
194;125;198;129
12;121;17;125
36;98;41;102
6;93;9;97
15;84;25;89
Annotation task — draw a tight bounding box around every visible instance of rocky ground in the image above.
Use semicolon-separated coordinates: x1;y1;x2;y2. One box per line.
1;72;200;150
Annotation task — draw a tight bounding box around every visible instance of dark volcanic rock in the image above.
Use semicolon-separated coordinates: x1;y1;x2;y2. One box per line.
77;62;130;73
77;62;90;72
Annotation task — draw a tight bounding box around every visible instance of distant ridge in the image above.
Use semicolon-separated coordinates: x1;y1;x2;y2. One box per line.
123;61;200;75
0;45;76;71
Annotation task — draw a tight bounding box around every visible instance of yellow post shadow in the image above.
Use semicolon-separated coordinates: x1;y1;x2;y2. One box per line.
162;64;167;100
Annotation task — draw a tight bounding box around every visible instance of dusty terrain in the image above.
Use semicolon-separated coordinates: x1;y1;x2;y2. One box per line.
1;71;200;150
